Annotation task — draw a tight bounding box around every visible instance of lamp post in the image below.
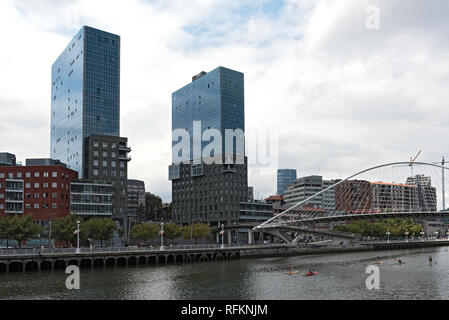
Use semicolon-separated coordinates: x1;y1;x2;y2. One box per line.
405;229;409;242
48;213;55;248
420;229;425;242
76;221;80;254
386;228;390;243
220;224;225;249
160;222;164;251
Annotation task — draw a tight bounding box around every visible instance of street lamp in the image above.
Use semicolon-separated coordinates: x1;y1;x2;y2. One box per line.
405;229;409;242
420;229;425;242
220;224;225;249
75;221;81;254
160;222;164;251
386;228;390;243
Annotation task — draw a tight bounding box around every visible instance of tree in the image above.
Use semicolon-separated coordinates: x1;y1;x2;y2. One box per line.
0;216;12;248
51;215;81;247
145;193;163;220
8;214;43;248
82;218;117;247
130;223;159;244
181;223;211;244
163;223;181;243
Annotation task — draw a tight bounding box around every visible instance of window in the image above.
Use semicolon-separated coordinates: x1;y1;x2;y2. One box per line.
94;151;99;157
26;193;31;198
44;172;49;177
25;204;30;209
34;204;39;209
52;182;57;188
112;143;116;148
111;152;116;158
0;173;4;178
34;193;39;198
43;183;48;188
0;194;3;199
103;142;108;148
52;193;57;198
93;169;98;176
52;171;58;177
8;173;13;179
111;161;116;167
25;183;30;189
120;162;125;168
34;183;39;188
103;161;107;167
52;203;57;209
94;160;98;166
103;170;108;176
94;141;99;147
43;193;48;199
34;172;40;178
103;152;108;157
17;172;22;178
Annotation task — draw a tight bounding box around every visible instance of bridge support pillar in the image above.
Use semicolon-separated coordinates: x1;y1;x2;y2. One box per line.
227;230;232;245
248;230;253;245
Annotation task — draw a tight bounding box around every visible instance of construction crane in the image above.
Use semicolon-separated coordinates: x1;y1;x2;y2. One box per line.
409;150;422;179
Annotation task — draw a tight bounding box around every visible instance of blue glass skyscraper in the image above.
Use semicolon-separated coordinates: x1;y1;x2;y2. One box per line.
277;169;297;195
171;66;245;163
50;26;120;178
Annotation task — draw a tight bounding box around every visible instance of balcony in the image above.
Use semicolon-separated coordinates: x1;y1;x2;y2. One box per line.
118;145;131;152
118;155;132;161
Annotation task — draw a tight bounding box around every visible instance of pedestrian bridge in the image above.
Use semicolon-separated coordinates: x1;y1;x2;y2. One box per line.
254;161;449;244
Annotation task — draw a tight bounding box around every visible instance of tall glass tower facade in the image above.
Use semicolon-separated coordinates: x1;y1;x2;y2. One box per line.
171;66;245;163
277;169;297;195
50;26;120;178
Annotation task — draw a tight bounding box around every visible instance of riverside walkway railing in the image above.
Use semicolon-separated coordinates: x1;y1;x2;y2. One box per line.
0;243;286;256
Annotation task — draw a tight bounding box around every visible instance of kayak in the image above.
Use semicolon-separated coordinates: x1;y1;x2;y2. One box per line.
304;272;318;277
374;261;383;265
285;271;299;275
396;262;406;265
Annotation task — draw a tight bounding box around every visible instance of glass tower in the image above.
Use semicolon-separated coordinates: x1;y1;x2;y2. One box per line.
277;169;297;195
50;26;120;178
171;66;245;163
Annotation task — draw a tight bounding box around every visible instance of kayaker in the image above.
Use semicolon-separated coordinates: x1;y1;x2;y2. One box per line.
429;256;433;264
397;259;403;264
288;264;292;272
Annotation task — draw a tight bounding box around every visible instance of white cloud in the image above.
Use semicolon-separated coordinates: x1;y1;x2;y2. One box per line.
0;0;448;202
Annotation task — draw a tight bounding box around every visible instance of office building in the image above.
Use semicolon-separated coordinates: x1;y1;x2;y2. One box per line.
169;67;248;227
284;175;336;210
277;169;297;195
50;26;120;178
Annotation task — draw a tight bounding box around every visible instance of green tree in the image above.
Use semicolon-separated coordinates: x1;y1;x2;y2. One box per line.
145;193;163;220
0;216;12;248
130;223;159;244
163;223;181;243
51;215;81;247
184;223;211;244
8;214;43;248
82;218;117;247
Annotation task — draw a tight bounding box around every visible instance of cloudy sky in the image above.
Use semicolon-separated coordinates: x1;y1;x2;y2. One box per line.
1;0;448;202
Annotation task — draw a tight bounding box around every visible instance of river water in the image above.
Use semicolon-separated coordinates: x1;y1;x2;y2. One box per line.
1;247;449;300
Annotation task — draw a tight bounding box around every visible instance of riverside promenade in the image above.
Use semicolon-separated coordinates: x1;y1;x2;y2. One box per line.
1;239;449;273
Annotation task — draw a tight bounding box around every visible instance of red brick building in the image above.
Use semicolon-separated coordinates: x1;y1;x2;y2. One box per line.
0;164;78;223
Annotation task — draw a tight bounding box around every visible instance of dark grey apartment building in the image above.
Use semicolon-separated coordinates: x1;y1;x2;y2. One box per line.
127;179;145;221
83;134;131;223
